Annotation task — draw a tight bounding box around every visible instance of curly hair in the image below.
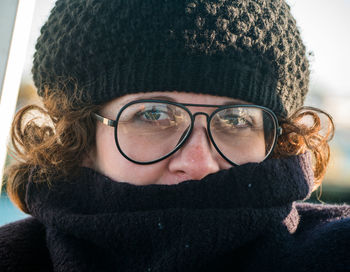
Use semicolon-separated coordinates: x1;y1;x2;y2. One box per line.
273;107;334;189
5;90;334;213
5;88;101;213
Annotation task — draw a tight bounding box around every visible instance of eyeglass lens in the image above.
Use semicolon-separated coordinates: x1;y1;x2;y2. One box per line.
115;102;277;165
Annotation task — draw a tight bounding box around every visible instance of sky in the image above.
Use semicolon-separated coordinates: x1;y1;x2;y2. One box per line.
22;0;350;99
287;0;350;97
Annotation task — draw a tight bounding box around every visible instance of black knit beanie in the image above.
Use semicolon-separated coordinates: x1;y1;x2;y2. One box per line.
32;0;309;117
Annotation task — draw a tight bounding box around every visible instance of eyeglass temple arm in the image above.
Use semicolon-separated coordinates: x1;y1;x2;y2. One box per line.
277;127;283;136
93;112;283;135
93;113;117;127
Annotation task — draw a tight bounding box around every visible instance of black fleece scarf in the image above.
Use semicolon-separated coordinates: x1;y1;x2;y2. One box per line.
25;154;314;272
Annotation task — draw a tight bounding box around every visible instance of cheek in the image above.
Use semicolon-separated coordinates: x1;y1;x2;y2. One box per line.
93;124;169;185
211;132;267;164
238;133;267;162
249;136;267;161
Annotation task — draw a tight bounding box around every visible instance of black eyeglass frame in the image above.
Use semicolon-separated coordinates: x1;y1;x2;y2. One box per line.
93;99;282;165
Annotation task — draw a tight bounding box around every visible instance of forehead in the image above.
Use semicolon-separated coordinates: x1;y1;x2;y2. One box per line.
102;91;250;115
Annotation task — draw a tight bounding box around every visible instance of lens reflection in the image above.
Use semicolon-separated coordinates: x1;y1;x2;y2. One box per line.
210;107;276;164
116;102;191;162
116;102;277;164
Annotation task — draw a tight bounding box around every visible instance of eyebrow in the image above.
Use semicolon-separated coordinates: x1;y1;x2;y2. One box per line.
221;100;248;106
122;94;246;106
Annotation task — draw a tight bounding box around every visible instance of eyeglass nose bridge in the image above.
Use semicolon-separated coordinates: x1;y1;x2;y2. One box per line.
192;111;210;121
179;110;236;166
181;111;212;145
189;111;211;133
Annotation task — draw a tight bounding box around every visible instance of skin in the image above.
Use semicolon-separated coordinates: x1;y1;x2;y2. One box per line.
84;91;266;185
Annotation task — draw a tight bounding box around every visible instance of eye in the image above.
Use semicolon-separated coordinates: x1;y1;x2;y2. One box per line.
214;107;256;129
137;106;174;122
223;115;251;128
216;111;253;129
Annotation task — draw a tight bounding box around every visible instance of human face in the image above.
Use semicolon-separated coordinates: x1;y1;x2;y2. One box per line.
86;92;267;185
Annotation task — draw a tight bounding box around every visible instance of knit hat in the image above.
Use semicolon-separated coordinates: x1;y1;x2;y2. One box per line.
32;0;309;117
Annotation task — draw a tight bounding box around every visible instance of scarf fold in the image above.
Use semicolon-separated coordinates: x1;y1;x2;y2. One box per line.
25;154;314;272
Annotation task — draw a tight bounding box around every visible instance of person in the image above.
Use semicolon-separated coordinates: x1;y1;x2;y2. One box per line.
1;0;349;271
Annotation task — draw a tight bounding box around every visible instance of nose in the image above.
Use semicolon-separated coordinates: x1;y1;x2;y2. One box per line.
167;115;221;180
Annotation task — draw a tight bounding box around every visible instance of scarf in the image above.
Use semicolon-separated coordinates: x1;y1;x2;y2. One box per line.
25;154;314;272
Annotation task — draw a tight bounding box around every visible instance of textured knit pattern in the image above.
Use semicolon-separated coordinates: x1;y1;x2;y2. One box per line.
32;0;309;117
2;154;350;272
0;219;52;272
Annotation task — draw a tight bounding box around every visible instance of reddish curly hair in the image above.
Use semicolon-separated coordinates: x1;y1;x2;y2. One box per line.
5;89;334;213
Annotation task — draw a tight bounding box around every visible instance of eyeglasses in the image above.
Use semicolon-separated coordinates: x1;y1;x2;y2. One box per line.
93;99;282;165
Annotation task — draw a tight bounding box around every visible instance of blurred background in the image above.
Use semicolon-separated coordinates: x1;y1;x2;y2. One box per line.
1;0;350;226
